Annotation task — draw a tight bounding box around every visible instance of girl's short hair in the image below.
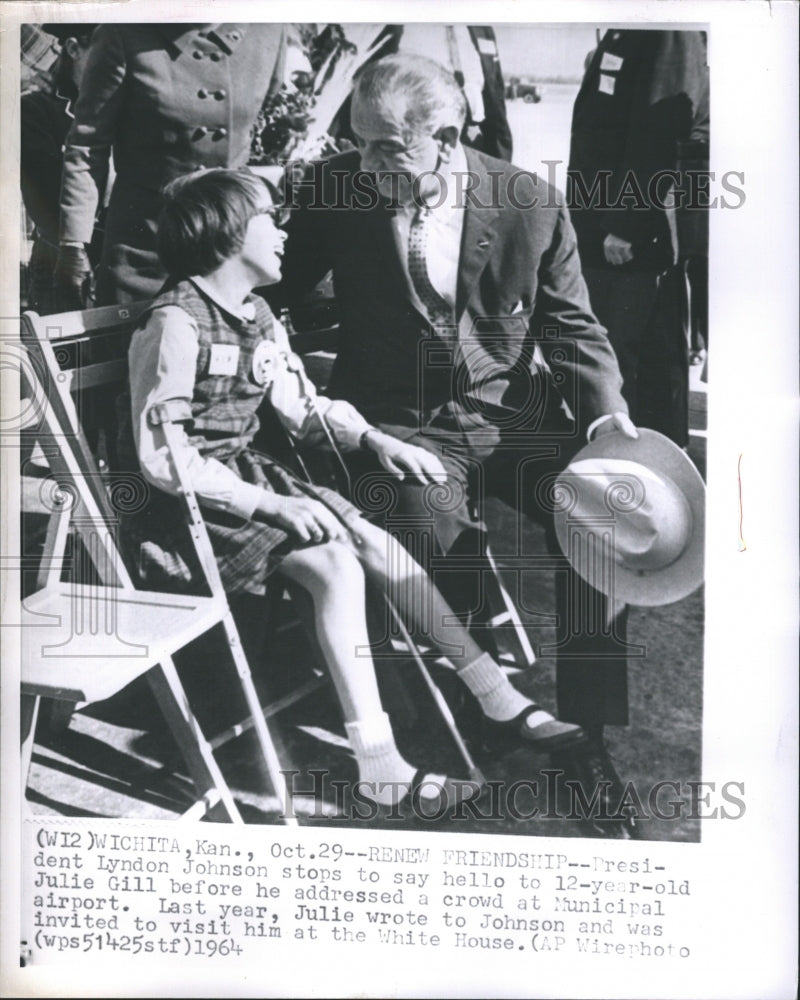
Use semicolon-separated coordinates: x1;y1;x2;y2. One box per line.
157;168;278;278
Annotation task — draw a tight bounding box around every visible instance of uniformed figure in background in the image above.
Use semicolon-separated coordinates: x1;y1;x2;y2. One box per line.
568;30;709;447
21;24;98;314
465;26;513;162
54;23;286;309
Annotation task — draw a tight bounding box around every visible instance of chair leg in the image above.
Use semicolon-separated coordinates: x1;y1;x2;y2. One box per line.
383;597;486;788
35;495;72;591
21;692;41;796
220;610;299;827
37;697;75;735
442;523;536;670
482;543;537;669
364;592;420;728
145;658;243;823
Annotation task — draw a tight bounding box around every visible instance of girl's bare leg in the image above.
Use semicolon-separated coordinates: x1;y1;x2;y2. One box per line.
278;542;377;723
277;541;449;805
347;517;484;666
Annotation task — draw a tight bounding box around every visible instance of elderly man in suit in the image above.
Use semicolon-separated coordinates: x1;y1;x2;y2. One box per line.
276;53;640;836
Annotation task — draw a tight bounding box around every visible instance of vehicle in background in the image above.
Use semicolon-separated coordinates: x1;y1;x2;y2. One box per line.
505;76;542;102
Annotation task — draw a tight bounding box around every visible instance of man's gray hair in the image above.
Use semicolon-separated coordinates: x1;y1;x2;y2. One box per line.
353;53;468;138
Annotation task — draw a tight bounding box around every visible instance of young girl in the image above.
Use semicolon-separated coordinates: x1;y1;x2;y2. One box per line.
118;168;584;815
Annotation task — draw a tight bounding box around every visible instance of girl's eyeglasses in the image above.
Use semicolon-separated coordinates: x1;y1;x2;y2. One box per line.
257;205;291;228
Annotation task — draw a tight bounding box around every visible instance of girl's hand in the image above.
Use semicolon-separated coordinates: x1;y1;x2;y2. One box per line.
256;493;348;544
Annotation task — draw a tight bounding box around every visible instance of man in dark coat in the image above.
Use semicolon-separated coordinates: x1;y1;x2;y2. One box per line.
275;53;641;835
55;22;286;308
568;29;709;446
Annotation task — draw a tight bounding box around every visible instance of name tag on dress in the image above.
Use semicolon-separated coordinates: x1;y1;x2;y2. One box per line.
208;344;240;375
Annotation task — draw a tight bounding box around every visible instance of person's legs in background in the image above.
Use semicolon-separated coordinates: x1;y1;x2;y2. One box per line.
636;266;689;447
583;265;689;447
686;254;708;362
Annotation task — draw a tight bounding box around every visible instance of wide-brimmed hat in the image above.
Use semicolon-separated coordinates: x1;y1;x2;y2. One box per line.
552;429;705;607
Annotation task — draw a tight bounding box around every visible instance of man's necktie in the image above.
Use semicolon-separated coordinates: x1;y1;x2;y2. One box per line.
407;206;454;330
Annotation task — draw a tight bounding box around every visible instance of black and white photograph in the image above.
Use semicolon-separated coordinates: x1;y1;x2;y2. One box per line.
1;3;797;998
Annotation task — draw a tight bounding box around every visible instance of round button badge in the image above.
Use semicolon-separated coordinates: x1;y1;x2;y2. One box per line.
251;340;282;387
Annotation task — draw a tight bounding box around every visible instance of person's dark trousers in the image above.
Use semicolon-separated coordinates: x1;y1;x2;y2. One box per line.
584;265;689;448
345;425;631;731
685;255;708;353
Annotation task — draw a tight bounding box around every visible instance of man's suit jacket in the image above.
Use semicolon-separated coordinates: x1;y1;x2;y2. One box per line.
277;146;627;441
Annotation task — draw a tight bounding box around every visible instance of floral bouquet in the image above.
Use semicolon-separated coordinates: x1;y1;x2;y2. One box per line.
250;24;394;165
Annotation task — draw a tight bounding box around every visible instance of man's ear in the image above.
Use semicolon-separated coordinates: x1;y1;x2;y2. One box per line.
62;37;80;61
435;125;460;161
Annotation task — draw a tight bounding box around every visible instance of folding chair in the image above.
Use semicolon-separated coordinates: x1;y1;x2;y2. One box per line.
19;304;296;824
286;315;536;670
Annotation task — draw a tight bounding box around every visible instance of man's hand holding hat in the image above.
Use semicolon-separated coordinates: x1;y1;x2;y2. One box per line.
553;428;705;607
592;410;639;441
